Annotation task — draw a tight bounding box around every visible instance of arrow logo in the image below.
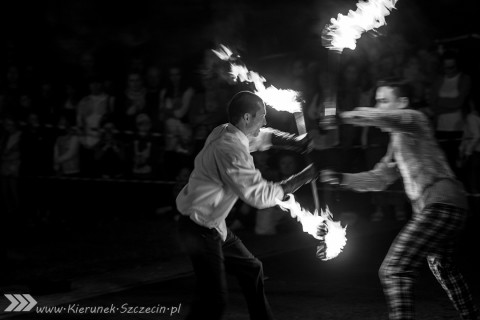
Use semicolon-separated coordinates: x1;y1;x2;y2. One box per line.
4;294;37;312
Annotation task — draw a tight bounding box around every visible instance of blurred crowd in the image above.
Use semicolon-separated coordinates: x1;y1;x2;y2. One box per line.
1;33;480;232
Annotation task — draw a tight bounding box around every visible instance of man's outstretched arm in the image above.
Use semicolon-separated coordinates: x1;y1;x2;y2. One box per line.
341;108;426;135
249;127;310;153
320;158;400;192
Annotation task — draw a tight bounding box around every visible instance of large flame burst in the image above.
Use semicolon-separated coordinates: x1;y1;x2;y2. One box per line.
212;44;302;113
276;194;347;261
323;0;399;52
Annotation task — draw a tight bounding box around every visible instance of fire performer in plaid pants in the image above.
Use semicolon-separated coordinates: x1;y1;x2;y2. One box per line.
320;78;478;320
176;91;325;320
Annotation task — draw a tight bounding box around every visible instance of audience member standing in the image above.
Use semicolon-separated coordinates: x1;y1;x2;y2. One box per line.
189;74;231;154
116;72;148;130
58;83;81;123
429;50;471;175
459;101;480;214
144;65;163;131
161;65;195;178
93;116;126;179
53;114;81;177
127;113;161;179
0;116;22;281
76;76;115;176
20;112;54;177
161;65;195;154
0;116;22;219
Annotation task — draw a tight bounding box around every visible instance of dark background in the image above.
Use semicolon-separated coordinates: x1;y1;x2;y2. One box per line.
1;0;479;75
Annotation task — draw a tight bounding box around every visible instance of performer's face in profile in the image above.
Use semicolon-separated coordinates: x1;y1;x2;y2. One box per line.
247;103;267;137
375;86;406;111
375;86;408;132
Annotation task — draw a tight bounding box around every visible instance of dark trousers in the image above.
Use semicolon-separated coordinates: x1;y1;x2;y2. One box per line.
177;215;274;320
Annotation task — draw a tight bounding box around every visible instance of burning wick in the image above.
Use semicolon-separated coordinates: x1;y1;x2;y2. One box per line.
323;0;399;52
212;44;302;113
276;194;347;260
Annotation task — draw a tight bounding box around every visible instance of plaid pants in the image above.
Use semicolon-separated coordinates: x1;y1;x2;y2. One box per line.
379;203;478;320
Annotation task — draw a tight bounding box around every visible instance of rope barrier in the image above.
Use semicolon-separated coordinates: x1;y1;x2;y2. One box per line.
2;120;479;198
13;174;480;198
2;119;475;146
13;121;167;138
435;33;480;43
28;175;177;185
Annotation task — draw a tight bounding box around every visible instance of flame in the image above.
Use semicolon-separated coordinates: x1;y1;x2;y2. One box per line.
323;0;398;52
212;45;302;113
211;44;234;61
276;194;347;260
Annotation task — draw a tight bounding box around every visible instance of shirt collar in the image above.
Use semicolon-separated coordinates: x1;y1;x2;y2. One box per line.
226;123;250;149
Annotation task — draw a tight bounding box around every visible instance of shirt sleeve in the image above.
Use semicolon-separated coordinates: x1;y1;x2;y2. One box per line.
342;158;401;192
248;127;273;152
215;145;284;209
341;108;425;135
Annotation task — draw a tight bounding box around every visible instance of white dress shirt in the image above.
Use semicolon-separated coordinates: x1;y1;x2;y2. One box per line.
176;124;284;240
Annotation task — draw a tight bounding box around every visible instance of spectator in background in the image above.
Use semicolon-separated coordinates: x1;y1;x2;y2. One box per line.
459;100;480;214
402;53;429;109
284;58;309;94
306;68;339;150
77;52;98;89
53;114;80;177
0;116;22;219
58;82;81;123
93;116;126;179
20;112;54;176
124;113;163;218
0;116;22;279
76;76;115;176
116;72;148;130
144;65;163;131
18;112;55;226
2;66;23;117
51;114;81;226
161;64;195;154
337;61;365;173
34;79;60;125
161;65;196;178
428;50;471;175
127;113;161;179
0;92;6;119
189;74;231;154
17;92;35;122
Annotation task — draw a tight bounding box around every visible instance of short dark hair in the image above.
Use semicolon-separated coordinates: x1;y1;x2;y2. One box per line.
227;91;264;125
376;77;413;103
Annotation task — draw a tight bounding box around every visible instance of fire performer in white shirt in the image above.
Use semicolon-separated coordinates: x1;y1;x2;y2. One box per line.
320;78;478;320
176;90;326;320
